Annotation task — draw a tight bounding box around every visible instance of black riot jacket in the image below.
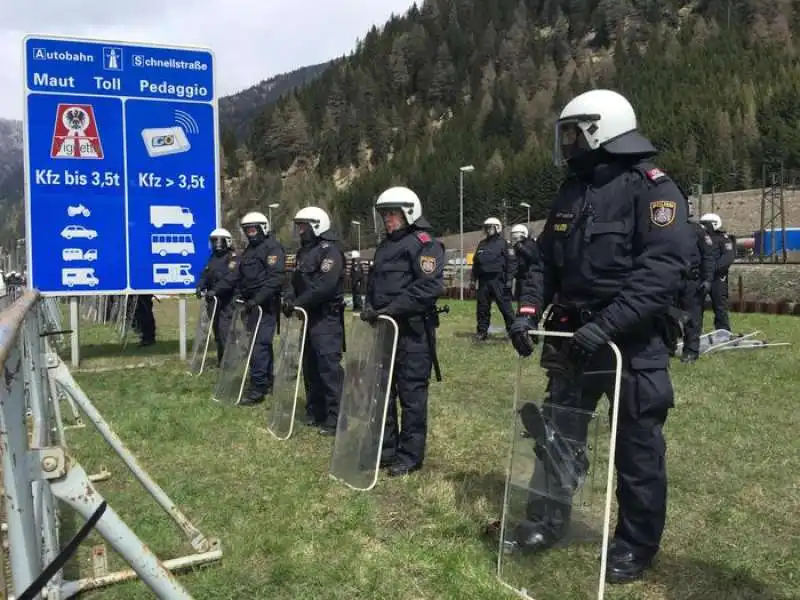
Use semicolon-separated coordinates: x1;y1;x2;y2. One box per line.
286;231;345;313
518;158;693;336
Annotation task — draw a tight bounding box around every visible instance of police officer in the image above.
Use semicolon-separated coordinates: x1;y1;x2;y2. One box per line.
361;186;445;476
700;213;735;332
212;211;285;405
196;228;238;365
508;89;692;583
350;250;364;311
471;217;516;341
134;294;156;346
282;206;345;435
509;224;541;309
678;204;714;362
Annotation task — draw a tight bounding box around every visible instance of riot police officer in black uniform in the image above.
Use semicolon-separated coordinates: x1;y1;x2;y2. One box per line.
700;213;735;332
471;217;516;341
508;89;692;584
282;206;345;435
213;211;285;405
509;224;541;309
196;228;238;365
350;251;364;311
361;186;445;477
678;203;714;362
134;294;156;346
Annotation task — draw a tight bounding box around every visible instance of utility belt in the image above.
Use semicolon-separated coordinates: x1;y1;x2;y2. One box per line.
544;303;597;332
398;305;449;382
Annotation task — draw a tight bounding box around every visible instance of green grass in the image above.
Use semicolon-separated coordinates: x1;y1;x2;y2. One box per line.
52;299;799;599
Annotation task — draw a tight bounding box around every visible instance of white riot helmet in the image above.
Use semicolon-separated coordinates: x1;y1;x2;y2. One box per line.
700;213;722;231
375;186;422;226
209;227;232;251
293;206;331;237
240;211;269;244
350;250;360;259
554;89;656;166
510;224;529;243
483;217;502;237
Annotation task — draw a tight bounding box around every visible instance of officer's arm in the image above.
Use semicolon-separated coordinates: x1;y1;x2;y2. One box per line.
471;246;479;280
699;229;715;283
294;248;343;310
594;179;691;336
718;235;735;270
505;243;518;283
197;262;210;291
519;221;556;316
213;261;240;295
384;241;445;316
252;245;286;306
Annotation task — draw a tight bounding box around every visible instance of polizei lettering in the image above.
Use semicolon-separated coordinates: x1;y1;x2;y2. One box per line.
32;73;76;88
139;80;208;99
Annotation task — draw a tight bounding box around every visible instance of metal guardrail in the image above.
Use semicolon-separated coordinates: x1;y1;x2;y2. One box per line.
0;289;222;599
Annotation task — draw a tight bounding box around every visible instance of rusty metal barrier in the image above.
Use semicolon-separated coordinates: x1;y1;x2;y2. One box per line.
0;291;221;599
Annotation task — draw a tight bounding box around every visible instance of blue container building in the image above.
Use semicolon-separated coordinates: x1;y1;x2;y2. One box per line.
753;227;800;256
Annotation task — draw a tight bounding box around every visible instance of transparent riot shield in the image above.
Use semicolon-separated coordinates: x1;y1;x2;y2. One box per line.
212;301;262;405
497;330;622;600
266;307;308;440
329;315;399;491
187;296;217;376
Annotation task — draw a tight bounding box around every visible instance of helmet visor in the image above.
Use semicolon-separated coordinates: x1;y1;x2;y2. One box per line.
553;115;599;166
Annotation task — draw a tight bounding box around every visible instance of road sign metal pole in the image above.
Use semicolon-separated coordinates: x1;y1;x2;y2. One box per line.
178;297;187;360
70;296;80;367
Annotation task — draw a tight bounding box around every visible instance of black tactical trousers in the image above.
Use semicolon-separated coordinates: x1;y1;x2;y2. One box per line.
134;295;155;342
247;307;277;393
525;339;673;559
209;300;233;365
302;311;344;427
678;279;703;355
352;281;363;311
710;274;731;331
476;276;515;334
383;323;433;468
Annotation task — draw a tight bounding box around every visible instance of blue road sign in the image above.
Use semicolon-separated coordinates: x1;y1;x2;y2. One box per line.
22;35;220;295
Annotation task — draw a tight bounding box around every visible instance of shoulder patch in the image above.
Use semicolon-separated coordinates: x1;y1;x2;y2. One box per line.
419;255;437;274
415;231;432;244
508;248;515;256
649;200;677;227
267;255;278;266
724;242;733;250
646;167;667;182
320;258;334;272
704;234;713;246
228;260;237;270
320;241;330;248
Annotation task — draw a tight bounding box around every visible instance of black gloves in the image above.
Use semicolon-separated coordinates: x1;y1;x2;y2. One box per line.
282;299;295;318
510;315;540;357
700;281;711;295
245;298;258;310
360;306;380;324
195;287;204;299
567;322;610;364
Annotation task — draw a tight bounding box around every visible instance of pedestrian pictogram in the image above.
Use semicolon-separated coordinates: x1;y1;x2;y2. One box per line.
50;103;104;159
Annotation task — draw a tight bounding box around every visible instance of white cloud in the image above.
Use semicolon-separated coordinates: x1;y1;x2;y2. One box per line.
0;0;418;120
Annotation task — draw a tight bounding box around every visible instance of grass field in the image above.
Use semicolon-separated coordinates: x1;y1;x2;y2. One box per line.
52;299;799;600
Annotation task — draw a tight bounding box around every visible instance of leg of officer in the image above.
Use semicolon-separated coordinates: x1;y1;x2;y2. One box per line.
678;280;701;360
491;278;516;333
136;295;156;344
711;275;731;331
608;350;672;582
214;303;233;365
316;313;344;434
390;329;433;474
244;308;276;403
476;280;491;337
301;333;321;424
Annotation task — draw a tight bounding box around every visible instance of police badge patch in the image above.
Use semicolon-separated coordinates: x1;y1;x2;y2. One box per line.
267;255;278;266
419;255;436;274
650;200;676;227
228;260;237;270
704;235;713;246
321;258;333;272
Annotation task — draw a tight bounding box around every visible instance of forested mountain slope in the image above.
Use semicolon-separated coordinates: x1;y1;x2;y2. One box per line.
226;0;800;245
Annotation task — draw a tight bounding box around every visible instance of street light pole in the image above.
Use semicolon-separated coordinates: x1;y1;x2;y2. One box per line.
520;201;531;225
351;220;361;253
268;203;280;228
459;164;475;301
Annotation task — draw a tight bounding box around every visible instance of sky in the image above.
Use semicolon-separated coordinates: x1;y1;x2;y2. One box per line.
0;0;418;120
